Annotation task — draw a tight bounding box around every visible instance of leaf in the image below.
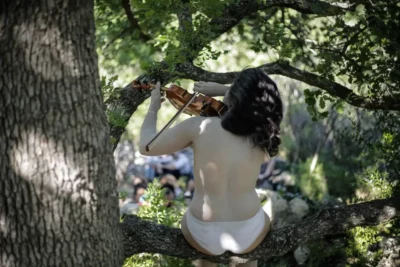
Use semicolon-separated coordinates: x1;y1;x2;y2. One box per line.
343;11;359;27
319;98;326;109
145;9;155;18
304;89;316;106
336;101;344;114
355;4;366;17
320;111;329;119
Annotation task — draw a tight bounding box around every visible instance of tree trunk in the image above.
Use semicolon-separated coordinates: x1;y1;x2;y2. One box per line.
0;1;123;266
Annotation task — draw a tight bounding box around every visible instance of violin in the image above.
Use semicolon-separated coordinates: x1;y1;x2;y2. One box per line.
131;80;228;152
130;81;228;117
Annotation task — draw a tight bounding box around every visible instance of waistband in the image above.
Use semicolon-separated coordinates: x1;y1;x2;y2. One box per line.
186;206;264;224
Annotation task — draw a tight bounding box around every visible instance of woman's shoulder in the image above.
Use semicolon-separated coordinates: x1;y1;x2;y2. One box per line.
181;116;221;135
182;116;219;127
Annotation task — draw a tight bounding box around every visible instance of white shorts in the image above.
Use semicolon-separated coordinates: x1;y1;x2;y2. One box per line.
185;207;266;255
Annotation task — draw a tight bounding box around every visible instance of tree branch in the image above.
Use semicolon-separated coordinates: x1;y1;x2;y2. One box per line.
209;0;347;32
177;2;193;32
262;0;350;15
176;61;400;111
105;0;349;147
191;0;347;58
103;27;132;50
121;0;151;42
121;197;399;265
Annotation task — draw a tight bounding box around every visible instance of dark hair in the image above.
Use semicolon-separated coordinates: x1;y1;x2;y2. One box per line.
133;183;147;196
161;183;175;196
221;68;283;157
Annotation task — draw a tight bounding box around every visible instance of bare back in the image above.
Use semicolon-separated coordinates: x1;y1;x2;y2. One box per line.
140;113;265;222
189;117;264;222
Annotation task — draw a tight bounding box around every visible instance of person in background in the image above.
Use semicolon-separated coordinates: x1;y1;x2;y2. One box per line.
161;183;176;208
180;148;196;198
143;156;159;180
160;174;183;197
154;154;174;177
180;147;194;165
158;152;192;180
132;175;148;187
133;183;147;204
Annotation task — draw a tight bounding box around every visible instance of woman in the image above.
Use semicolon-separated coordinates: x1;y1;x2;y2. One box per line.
139;68;283;267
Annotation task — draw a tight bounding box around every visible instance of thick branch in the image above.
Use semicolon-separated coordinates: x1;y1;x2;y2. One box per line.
262;0;349;15
176;62;400;111
122;0;151;42
121;197;399;265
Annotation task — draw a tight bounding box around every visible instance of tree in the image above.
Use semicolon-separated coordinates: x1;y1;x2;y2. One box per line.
1;0;399;266
0;1;122;266
98;0;400;264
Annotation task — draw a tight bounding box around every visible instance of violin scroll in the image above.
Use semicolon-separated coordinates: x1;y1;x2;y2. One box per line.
131;79;154;91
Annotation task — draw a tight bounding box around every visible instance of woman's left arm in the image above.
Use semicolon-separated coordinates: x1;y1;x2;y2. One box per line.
139;82;203;156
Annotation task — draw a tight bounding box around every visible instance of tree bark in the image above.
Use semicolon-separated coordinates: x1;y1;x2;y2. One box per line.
0;1;123;266
177;61;400;111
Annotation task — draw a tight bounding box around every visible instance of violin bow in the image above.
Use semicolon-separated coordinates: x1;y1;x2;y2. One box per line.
145;92;199;152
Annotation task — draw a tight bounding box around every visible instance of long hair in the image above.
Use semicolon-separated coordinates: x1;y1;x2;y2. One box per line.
221;68;283;157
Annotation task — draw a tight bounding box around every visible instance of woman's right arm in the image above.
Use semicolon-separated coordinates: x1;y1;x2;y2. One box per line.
193;81;230;96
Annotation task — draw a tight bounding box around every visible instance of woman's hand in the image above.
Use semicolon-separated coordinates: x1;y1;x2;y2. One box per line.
150;81;162;111
193;81;229;97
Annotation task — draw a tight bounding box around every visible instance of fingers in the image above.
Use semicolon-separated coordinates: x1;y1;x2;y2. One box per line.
193;81;205;92
152;81;161;95
150;81;162;109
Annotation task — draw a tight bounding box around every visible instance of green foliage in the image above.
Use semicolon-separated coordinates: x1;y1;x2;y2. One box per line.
356;165;395;200
101;75;129;144
293;157;328;201
101;75;119;102
303;89;332;121
106;108;129;129
123;181;193;267
346;226;385;266
343;4;366;27
322;155;358;200
300;223;396;267
306;240;346;267
317;1;400;98
136;181;186;227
